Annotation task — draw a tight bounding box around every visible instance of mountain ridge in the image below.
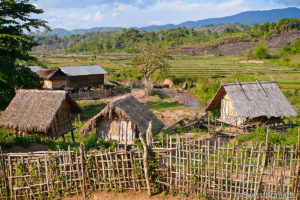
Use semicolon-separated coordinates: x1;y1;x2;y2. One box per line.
47;7;300;37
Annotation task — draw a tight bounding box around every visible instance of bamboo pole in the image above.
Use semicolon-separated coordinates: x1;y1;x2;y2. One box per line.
139;121;152;196
254;127;269;200
293;128;300;199
80;144;86;198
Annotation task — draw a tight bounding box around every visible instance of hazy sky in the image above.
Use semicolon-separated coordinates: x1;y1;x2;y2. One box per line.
32;0;300;30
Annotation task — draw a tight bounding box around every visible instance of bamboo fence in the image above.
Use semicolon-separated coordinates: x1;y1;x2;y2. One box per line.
0;145;147;199
158;134;300;200
0;132;299;199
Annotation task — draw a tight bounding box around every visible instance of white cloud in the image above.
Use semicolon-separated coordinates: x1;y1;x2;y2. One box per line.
38;0;252;29
94;12;103;21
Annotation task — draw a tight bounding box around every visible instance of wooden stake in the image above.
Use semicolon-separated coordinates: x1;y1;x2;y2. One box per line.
80;144;86;198
139;132;151;196
71;130;75;143
293;128;300;199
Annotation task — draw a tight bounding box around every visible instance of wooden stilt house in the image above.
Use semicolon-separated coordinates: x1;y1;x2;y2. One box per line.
0;90;82;139
80;95;164;144
206;81;297;127
59;65;107;89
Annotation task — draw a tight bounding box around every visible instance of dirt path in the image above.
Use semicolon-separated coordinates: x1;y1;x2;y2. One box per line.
62;191;203;200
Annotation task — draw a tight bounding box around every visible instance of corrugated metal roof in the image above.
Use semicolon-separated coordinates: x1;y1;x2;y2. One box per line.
59;65;107;76
29;66;41;73
206;81;298;119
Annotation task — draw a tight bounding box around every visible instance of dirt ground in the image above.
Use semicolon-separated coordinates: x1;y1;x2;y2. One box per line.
61;191;203;200
78;89;203;127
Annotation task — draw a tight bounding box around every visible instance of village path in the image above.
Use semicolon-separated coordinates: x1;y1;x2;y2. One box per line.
61;191;204;200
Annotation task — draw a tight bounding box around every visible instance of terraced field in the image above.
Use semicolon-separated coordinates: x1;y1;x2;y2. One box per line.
33;52;300;111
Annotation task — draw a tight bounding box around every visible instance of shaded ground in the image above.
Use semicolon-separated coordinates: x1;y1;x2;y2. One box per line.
61;191;203;200
6;144;49;153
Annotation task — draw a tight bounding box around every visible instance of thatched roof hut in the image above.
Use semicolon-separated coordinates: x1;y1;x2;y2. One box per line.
0;90;82;137
80;95;164;144
37;68;67;80
37;68;68;89
206;81;297;127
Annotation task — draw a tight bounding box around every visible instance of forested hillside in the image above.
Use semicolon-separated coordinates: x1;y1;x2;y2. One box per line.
34;18;300;54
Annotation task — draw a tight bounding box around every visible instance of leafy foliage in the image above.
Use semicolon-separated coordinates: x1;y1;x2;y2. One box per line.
131;44;170;95
254;44;270;59
0;0;48;109
0;130;79;151
35;18;300;54
84;133;117;151
236;126;299;146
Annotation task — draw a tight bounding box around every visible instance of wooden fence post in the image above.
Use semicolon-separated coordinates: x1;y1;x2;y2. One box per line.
254;126;269;200
293;128;300;199
0;147;9;198
139;122;152;196
80;144;86;198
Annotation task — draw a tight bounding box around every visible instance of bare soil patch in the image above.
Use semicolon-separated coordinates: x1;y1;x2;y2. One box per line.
240;60;264;64
61;191;203;200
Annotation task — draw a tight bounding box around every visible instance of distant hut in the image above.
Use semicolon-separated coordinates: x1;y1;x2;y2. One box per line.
80;95;164;144
59;65;107;89
0;90;82;140
37;68;68;89
206;81;297;127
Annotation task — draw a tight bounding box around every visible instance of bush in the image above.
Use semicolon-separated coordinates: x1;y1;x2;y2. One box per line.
84;133;117;151
291;38;300;54
236;125;298;146
0;130;79;151
255;44;270;59
244;48;255;60
281;42;292;54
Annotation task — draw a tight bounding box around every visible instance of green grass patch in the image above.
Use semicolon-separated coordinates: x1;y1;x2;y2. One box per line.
145;99;184;111
79;101;107;116
235;125;299;146
0;129;79;151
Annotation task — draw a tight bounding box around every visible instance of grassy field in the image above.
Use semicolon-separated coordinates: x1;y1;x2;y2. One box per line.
32;51;300;113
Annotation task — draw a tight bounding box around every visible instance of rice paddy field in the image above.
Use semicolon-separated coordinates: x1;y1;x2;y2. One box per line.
32;51;300;113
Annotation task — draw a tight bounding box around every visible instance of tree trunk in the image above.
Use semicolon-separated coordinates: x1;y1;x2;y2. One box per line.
139;122;152;196
144;76;153;96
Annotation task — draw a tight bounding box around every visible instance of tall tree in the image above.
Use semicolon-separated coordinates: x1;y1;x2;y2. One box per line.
0;0;48;109
132;44;170;96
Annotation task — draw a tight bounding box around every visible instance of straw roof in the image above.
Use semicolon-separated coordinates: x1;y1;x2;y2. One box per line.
206;81;297;120
80;95;164;136
37;68;67;80
0;90;82;133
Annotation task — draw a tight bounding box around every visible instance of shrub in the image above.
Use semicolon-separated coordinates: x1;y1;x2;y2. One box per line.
281;42;292;54
255;44;270;59
84;133;117;151
236;125;298;146
244;48;255;60
291;38;300;54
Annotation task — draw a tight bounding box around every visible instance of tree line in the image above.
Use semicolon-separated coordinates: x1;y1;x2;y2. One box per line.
34;18;300;53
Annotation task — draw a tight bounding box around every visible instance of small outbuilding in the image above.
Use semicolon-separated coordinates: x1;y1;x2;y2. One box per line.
0;90;82;139
206;81;297;127
59;65;107;89
37;68;68;89
80;95;164;144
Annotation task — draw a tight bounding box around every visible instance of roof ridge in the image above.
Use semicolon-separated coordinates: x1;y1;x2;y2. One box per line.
222;81;276;86
17;89;67;94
